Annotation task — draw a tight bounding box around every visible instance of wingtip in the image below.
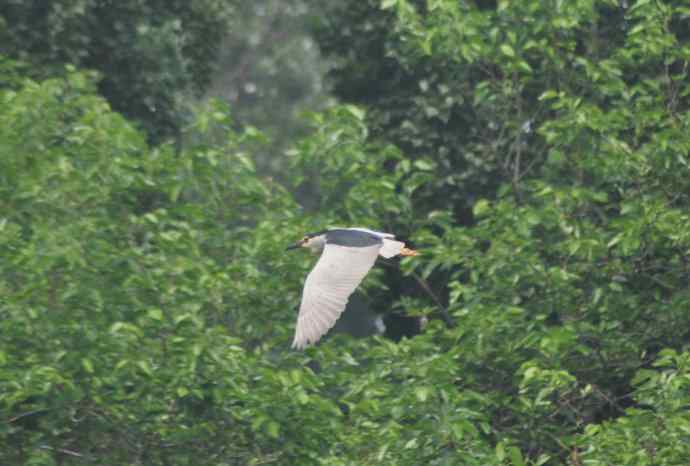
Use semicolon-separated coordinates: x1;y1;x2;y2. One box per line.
291;337;307;350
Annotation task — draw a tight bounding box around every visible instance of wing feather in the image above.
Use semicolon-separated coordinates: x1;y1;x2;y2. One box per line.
292;243;380;349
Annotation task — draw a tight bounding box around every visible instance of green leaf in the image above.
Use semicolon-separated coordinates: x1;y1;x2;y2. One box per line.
539;90;559;100
81;358;94;374
500;44;516;58
381;0;398;10
344;104;366;120
508;446;525;466
413;159;434;171
136;360;153;377
415;386;431;402
517;61;533;73
496;441;506;461
267;421;281;439
473;199;491;217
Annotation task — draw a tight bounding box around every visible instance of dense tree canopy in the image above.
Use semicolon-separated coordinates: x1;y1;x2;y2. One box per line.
0;0;232;143
2;0;690;465
205;0;330;172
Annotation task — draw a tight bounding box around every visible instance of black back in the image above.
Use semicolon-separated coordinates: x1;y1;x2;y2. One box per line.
305;229;329;238
325;229;382;248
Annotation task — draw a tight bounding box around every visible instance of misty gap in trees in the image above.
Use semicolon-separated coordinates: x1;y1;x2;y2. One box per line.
2;1;690;465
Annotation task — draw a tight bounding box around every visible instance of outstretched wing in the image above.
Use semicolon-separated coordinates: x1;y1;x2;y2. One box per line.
292;243;381;349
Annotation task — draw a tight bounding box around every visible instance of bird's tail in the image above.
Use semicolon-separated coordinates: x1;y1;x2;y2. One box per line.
379;239;418;258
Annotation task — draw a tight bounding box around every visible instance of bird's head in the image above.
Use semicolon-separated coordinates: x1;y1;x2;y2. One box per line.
286;230;328;253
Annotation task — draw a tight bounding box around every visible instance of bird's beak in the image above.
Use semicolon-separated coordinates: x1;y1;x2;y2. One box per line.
286;242;302;251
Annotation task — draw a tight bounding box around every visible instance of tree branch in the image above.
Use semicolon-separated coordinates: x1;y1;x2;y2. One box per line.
409;270;455;328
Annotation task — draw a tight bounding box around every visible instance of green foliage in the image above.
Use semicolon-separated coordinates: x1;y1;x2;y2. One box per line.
0;0;233;143
4;0;690;464
0;67;503;466
205;0;330;173
310;0;690;215
307;0;690;463
579;350;690;465
0;69;299;464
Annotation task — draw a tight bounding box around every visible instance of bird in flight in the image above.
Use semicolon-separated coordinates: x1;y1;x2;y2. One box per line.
286;227;418;349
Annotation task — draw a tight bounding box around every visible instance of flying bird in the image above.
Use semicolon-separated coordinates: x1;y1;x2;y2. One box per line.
286;227;418;349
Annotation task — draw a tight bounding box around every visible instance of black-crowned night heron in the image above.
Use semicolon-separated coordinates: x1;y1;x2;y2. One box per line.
286;227;418;349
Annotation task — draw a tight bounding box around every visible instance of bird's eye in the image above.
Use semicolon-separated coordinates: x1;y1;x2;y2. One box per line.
302;236;309;242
